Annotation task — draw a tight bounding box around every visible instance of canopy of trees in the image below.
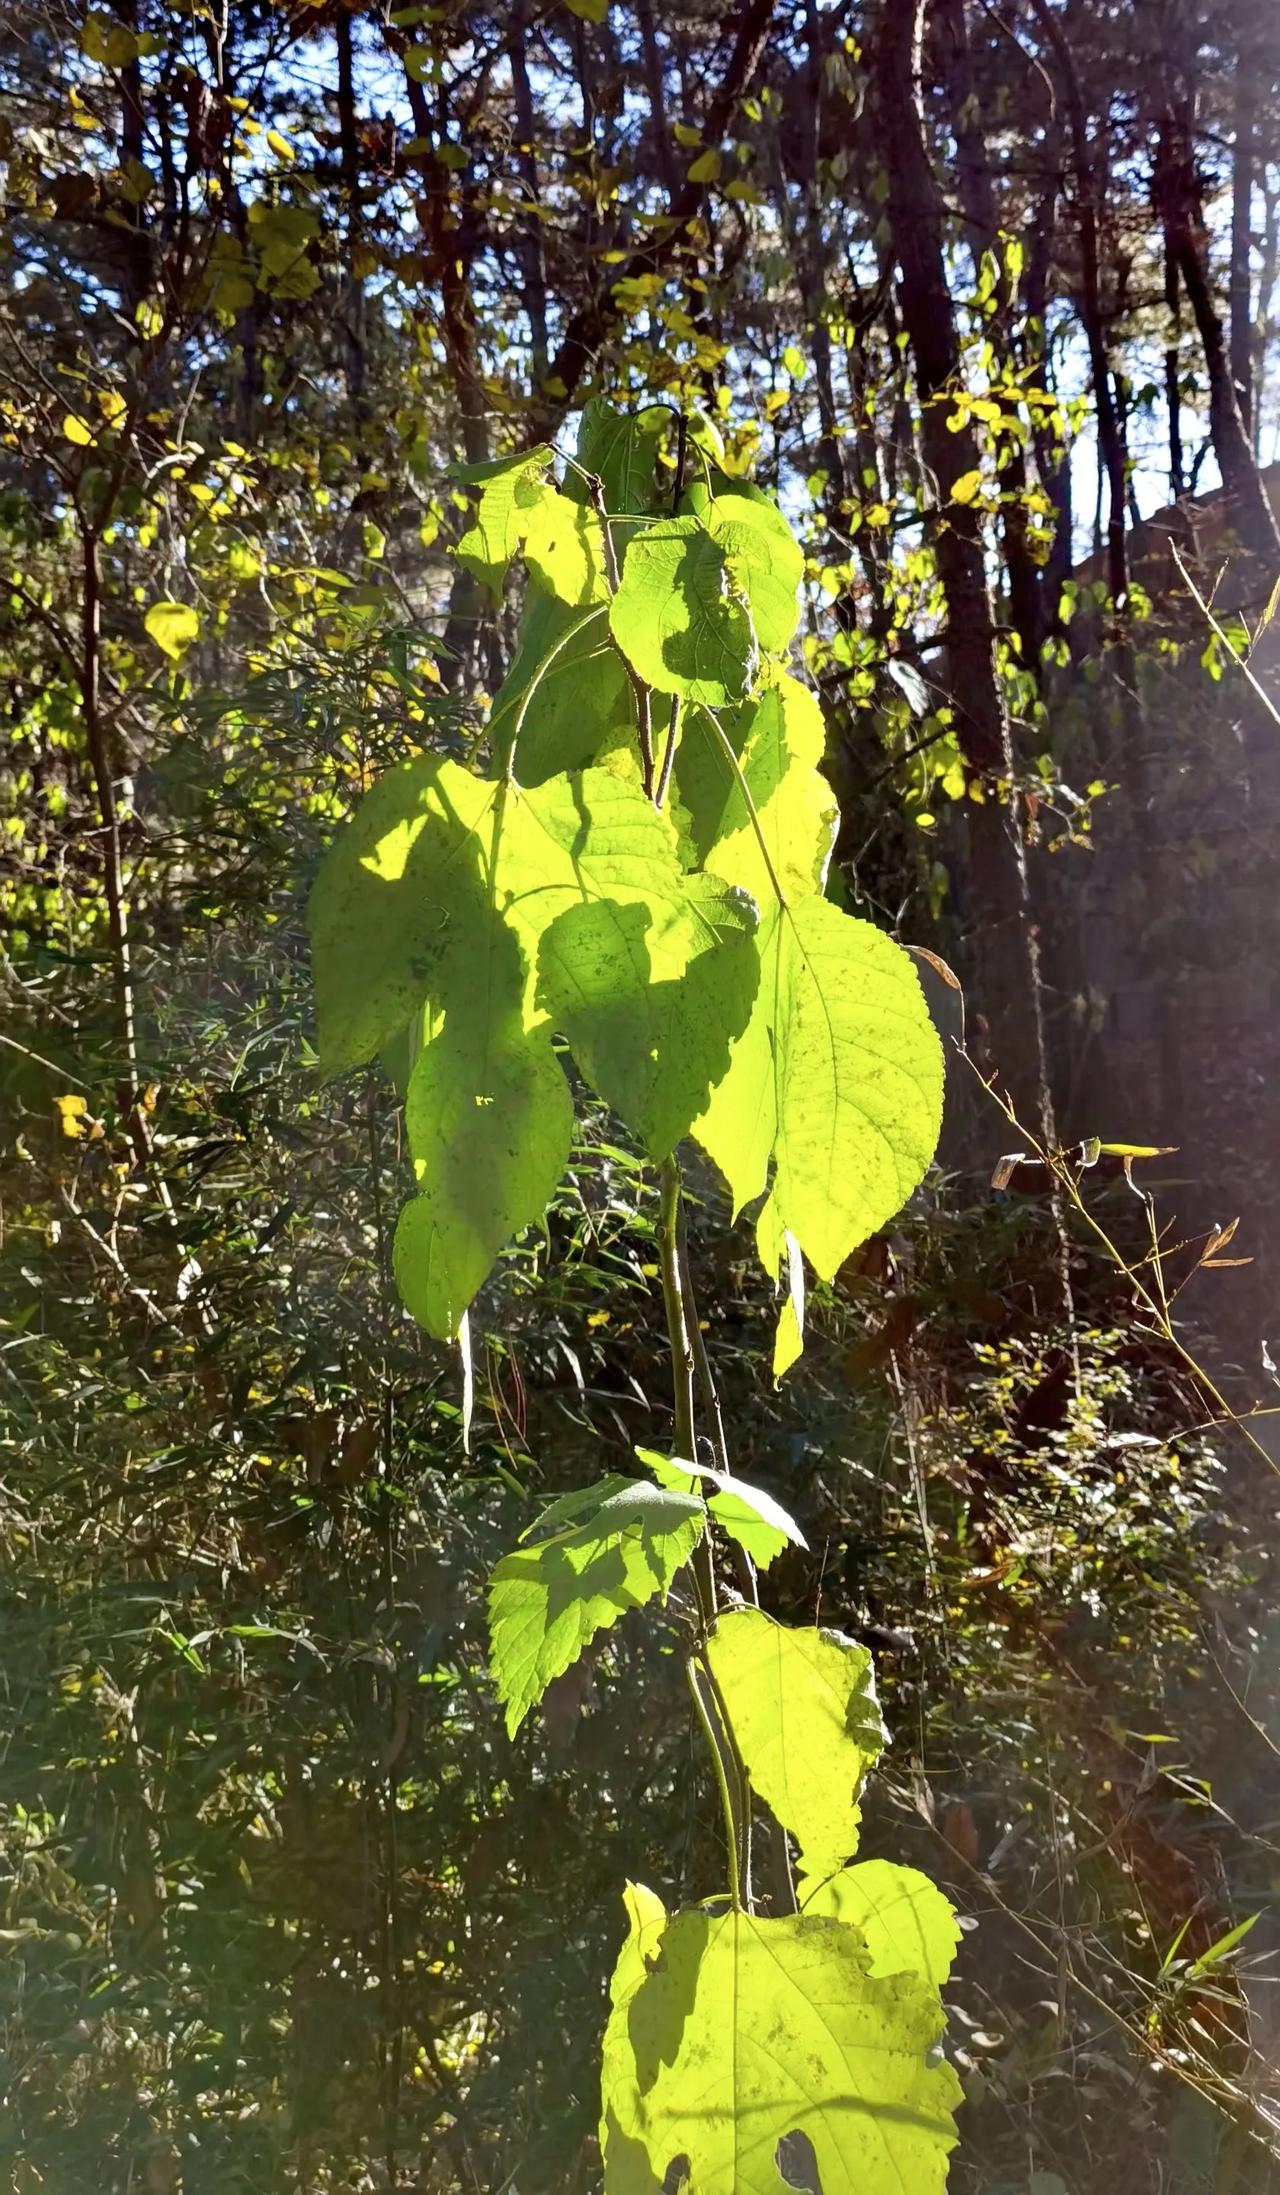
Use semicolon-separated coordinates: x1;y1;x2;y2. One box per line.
2;1;1279;2190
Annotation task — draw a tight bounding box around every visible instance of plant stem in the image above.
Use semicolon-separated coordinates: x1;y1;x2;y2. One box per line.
588;473;656;797
654;694;682;810
686;1656;741;1909
657;1157;700;1475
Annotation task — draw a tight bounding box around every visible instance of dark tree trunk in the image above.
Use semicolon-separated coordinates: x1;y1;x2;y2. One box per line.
336;11;367;419
1164;236;1185;499
873;0;1053;1134
508;0;551;382
1229;56;1255;440
1155;102;1280;567
399;60;495;690
1028;0;1129;613
935;0;1043;676
635;0;676;197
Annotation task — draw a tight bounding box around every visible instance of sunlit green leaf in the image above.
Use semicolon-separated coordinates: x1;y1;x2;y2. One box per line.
455;456;556;597
688;485;806;655
488;1478;705;1735
309;758;689;1077
695;898;943;1278
395;989;572;1341
639;1449;805;1569
574;397;666;516
705;1607;886;1874
609;515;752;706
537;879;758;1158
521;485;610;605
491;591;631;783
600;1900;961;2195
690;671;837;905
798;1859;961;1987
144;600;200;659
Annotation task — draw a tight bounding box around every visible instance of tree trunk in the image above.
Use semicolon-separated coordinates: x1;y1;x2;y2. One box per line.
509;0;550;381
1156;101;1280;568
873;0;1053;1135
1028;0;1129;614
1229;54;1256;439
935;0;1043;676
635;0;676;197
336;11;367;420
1164;235;1185;498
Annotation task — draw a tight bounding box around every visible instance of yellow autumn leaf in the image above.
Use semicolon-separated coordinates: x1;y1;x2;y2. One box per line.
63;413;96;447
55;1095;88;1139
950;469;984;506
145;600;200;659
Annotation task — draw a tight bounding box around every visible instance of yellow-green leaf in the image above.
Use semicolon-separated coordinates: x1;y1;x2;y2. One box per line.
144;600;200;659
705;1606;886;1875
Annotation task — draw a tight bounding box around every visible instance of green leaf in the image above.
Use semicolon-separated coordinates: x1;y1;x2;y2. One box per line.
537;879;759;1159
757;1197;806;1381
690;486;806;655
694;898;943;1275
520;484;610;605
309;755;495;1075
447;444;554;486
798;1859;961;1987
574;398;666;516
563;0;607;20
487;1478;705;1735
455;458;556;597
144;599;200;659
491;591;632;783
679;671;836;906
638;1449;805;1570
609;515;752;706
600;1900;961;2195
394;1010;572;1341
704;1607;886;1874
686;148;721;183
309;758;689;1076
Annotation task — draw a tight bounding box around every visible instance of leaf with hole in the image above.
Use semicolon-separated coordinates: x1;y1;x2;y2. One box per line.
600;1900;961;2195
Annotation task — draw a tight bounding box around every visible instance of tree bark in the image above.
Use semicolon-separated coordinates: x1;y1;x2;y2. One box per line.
336;10;367;419
1155;99;1280;567
1028;0;1129;613
935;0;1043;676
873;0;1054;1134
534;0;778;425
1229;53;1256;440
508;0;551;382
1164;234;1185;499
635;0;676;198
